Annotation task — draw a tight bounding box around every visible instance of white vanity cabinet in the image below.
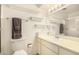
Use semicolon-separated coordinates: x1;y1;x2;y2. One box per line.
34;35;79;55
40;39;58;55
59;47;78;55
40;44;56;55
36;38;58;55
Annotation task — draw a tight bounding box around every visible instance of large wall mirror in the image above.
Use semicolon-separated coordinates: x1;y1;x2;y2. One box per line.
54;4;79;39
64;17;79;37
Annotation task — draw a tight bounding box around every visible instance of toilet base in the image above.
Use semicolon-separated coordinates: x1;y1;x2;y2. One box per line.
13;49;28;55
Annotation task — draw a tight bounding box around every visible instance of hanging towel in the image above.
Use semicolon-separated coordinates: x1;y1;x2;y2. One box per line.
59;24;64;34
12;17;22;39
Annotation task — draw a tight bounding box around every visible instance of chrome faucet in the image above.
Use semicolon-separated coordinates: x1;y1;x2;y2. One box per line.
55;35;59;39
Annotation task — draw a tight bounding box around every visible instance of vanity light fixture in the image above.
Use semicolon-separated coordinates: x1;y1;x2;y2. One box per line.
29;17;42;22
5;4;10;8
48;4;67;13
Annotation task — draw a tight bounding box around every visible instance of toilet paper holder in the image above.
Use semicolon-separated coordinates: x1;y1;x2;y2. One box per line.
27;43;32;48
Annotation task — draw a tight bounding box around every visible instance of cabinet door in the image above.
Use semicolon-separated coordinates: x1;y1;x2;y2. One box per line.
59;48;77;55
36;39;41;55
40;45;56;55
41;39;58;54
32;38;41;55
32;39;38;55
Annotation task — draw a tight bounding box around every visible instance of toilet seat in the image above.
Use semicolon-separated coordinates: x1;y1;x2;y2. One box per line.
13;49;28;55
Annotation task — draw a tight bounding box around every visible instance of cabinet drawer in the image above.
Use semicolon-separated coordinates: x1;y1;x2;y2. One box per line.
41;45;57;55
41;39;58;54
59;48;77;55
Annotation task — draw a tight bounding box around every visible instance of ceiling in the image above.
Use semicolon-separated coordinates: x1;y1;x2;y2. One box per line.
12;4;56;11
4;4;79;17
5;4;56;15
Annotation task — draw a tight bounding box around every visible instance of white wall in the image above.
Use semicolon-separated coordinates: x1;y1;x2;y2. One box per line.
1;5;47;54
1;5;66;55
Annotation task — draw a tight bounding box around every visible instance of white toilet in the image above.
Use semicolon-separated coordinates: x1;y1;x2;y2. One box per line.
13;43;32;55
13;49;28;55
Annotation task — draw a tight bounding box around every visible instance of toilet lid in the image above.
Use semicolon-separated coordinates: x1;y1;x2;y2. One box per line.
13;50;28;55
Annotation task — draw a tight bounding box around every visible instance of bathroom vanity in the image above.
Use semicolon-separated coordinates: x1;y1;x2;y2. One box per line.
34;33;79;55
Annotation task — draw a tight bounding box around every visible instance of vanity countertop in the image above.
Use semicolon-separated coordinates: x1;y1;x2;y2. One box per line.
38;33;79;54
